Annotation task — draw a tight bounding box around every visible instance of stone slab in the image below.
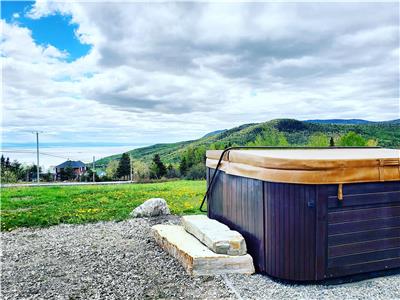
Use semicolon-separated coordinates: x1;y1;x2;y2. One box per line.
152;224;254;276
182;215;247;255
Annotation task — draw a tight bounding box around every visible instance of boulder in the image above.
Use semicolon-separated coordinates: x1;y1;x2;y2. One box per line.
131;198;170;217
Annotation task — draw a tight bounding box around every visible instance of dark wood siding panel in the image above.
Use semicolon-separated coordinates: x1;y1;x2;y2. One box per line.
264;182;317;281
326;181;400;278
206;169;265;272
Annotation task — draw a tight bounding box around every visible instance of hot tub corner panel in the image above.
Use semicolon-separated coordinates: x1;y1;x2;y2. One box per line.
207;167;400;281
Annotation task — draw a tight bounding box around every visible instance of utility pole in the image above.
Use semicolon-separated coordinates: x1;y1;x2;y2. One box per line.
33;131;42;184
130;154;133;182
92;156;95;183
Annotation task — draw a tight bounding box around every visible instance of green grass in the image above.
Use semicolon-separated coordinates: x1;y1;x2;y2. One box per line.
1;180;206;231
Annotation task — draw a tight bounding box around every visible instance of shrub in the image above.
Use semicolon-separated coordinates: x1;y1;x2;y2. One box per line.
185;163;206;180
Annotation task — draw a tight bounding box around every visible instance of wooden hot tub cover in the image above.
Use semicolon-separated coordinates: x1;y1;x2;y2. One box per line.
206;148;400;184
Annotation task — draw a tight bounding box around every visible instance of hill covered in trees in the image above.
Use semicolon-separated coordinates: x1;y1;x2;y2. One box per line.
95;119;400;169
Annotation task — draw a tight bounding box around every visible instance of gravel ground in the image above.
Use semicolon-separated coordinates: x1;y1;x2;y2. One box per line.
2;216;400;300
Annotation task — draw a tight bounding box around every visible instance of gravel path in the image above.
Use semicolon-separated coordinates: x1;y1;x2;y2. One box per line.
2;217;400;300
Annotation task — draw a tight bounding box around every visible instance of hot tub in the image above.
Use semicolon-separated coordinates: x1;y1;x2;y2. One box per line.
205;148;400;281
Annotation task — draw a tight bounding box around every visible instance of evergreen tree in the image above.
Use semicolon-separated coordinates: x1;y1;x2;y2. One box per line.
330;137;335;147
5;157;10;168
117;153;131;179
1;155;5;169
179;156;188;176
151;154;166;179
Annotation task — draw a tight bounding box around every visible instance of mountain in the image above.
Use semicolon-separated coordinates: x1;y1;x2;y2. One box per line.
95;118;400;166
202;129;227;138
305;119;400;125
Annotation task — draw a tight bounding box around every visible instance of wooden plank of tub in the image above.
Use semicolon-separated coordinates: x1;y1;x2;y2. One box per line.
328;191;400;209
328;216;400;235
329;237;400;257
326;257;400;278
328;206;400;223
328;227;400;246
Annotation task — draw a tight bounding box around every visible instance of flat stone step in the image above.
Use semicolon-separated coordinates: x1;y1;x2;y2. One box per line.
182;215;247;255
152;224;254;276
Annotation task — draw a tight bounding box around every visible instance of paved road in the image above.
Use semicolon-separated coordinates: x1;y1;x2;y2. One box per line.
1;181;134;188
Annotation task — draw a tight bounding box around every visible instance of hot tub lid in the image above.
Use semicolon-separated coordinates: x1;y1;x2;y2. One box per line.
206;148;400;184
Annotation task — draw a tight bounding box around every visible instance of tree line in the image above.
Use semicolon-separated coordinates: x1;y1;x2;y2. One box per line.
1;130;380;183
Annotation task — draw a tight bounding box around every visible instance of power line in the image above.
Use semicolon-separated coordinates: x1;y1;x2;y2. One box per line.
1;149;70;160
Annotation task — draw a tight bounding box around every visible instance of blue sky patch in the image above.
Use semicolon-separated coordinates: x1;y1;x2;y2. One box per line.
1;1;91;61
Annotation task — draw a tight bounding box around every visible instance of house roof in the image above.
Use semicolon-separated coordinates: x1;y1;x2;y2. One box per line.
55;160;86;168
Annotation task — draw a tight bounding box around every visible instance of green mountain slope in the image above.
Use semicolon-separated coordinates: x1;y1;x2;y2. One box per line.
95;119;400;166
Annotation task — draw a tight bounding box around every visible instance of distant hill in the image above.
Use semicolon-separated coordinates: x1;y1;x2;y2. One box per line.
95;118;400;166
305;119;400;125
202;129;227;138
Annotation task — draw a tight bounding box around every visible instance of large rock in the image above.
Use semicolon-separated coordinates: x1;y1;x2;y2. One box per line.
152;224;254;276
182;215;247;255
131;198;170;217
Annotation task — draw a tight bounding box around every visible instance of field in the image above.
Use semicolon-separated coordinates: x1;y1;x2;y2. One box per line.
0;180;206;231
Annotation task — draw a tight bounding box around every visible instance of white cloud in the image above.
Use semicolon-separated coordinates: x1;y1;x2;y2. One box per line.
2;1;399;155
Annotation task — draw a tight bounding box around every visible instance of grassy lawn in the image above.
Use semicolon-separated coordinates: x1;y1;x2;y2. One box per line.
1;180;206;231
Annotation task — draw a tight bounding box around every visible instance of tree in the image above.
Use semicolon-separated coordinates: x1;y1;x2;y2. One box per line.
60;165;75;181
117;153;131;179
41;171;54;182
166;164;179;178
307;133;329;147
84;167;100;182
1;155;5;169
150;154;166;179
185;163;206;180
330;137;335;147
247;128;289;146
106;160;119;180
5;157;10;168
366;139;378;146
26;164;43;181
132;160;150;181
337;131;367;146
179;156;188;176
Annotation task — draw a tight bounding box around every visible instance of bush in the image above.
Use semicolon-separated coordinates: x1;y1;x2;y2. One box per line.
1;170;18;183
185;163;206;180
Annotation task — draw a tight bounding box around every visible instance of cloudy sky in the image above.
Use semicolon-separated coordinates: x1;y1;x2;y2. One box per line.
1;1;399;164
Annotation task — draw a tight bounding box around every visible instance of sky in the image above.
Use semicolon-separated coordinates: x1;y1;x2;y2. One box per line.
1;1;399;166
